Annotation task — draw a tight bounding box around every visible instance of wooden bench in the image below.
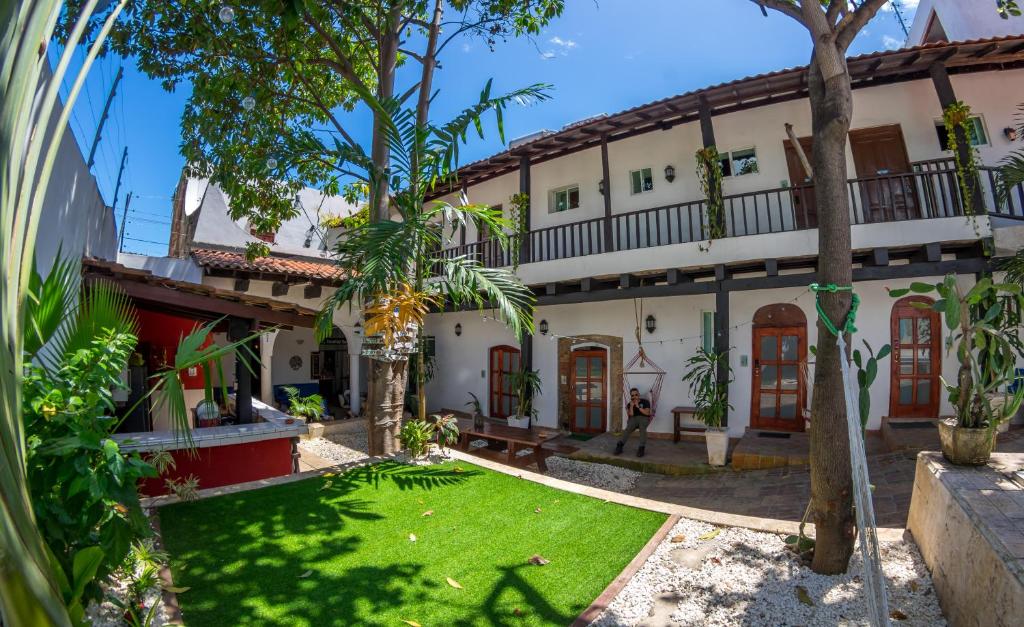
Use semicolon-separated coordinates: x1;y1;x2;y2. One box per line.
456;418;563;472
671;406;701;443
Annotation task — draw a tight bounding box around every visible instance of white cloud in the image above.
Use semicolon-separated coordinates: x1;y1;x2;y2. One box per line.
881;0;920;11
549;36;577;49
539;50;556;60
461;42;471;53
882;34;903;50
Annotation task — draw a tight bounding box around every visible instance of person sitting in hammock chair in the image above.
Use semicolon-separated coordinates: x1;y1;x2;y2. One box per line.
614;387;651;458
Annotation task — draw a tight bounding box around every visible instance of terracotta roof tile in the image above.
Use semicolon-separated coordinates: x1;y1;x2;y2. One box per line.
191;248;345;283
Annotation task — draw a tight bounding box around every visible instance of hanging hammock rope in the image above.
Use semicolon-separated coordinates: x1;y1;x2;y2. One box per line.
809;283;889;627
621;298;666;415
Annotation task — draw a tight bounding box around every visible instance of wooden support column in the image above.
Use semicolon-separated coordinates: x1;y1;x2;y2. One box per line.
519;155;531;265
930;62;984;213
601;133;614;252
699;96;725;236
714;264;731;428
229;317;254;423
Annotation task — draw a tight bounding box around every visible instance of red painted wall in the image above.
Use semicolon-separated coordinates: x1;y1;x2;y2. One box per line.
139;437;295;497
135;309;213;390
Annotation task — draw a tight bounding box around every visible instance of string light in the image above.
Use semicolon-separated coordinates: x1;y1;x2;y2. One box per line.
218;6;235;23
241;95;256;111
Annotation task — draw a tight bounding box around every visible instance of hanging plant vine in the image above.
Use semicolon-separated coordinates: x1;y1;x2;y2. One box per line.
943;101;983;231
695;146;725;251
509;192;530;270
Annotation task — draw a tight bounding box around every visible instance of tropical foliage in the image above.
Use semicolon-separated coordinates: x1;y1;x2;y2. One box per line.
507;368;542;423
283;386;325;420
681;348;733;429
890;276;1024;430
399;419;436;459
851;341;891;432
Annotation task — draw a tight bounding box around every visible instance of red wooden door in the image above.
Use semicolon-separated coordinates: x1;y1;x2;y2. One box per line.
849;125;920;222
571;349;607;434
890;297;941;417
752;326;806;431
784;136;817;229
489;345;520;418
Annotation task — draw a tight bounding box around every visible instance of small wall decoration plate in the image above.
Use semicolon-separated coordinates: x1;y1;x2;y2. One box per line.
289;355;303;371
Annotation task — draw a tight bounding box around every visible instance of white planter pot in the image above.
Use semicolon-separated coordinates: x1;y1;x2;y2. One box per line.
507;416;531;428
705;428;729;466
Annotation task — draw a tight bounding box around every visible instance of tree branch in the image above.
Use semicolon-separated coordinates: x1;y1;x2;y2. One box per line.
301;10;369;92
749;0;805;24
836;0;889;51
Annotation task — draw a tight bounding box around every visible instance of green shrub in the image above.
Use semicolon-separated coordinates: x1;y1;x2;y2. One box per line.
400;419;435;458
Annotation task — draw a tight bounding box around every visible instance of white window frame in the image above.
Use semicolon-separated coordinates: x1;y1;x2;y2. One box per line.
718;147;760;178
701;311;715;353
629;167;655;195
548;184;580;213
933;115;990;150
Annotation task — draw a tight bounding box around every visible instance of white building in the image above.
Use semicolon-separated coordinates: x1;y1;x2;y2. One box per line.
419;34;1024;445
908;0;1024;45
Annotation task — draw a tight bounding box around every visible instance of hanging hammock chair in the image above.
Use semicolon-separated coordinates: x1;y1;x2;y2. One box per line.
620;299;666;415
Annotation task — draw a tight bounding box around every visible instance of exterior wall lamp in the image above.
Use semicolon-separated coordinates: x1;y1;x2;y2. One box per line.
598;179;606;195
539;319;549;335
353;322;362;336
645;314;657;334
1005;127;1019;142
455;323;462;337
664;164;676;183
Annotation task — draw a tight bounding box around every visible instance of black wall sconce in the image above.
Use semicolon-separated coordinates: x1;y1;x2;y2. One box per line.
353;322;362;336
539;319;549;335
598;179;606;195
1005;127;1018;142
455;323;462;337
645;314;657;334
664;164;676;183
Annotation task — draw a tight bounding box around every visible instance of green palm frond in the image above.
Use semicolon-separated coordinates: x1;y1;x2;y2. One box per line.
149;319;262;446
23;254;79;360
438;256;535;340
997;148;1024;207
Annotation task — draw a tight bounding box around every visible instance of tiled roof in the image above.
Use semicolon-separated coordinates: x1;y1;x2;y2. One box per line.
82;258;318;328
191;248;345;283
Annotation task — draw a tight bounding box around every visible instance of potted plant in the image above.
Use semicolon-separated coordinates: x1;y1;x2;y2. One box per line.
466;392;486;431
890;276;1024;465
681;348;733;466
507;368;541;428
283;386;325;422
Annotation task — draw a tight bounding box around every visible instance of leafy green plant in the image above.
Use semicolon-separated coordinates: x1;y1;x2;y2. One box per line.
943;101;983;221
399;420;436;459
890;276;1024;430
322;206;370;231
681;348;733;429
508;368;542;424
283;386;325;420
431;414;461;451
852;341;891;431
695;146;726;248
465;392;484;417
108;540;168;627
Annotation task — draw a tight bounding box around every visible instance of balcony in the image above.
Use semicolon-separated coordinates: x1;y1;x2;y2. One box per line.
441;162;1023;270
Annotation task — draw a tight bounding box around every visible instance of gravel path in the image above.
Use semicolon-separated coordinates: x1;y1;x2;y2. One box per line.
592;518;943;627
546;456;642;492
299;431;369;465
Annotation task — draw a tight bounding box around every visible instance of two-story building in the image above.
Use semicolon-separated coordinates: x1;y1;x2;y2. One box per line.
421;34;1024;449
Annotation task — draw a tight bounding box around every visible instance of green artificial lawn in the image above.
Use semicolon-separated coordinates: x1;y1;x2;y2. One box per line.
159;461;666;627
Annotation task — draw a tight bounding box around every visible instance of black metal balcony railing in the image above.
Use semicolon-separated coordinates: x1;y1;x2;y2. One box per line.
440;163;1024;269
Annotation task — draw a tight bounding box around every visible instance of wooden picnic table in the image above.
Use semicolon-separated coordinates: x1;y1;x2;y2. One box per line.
456;418;562;472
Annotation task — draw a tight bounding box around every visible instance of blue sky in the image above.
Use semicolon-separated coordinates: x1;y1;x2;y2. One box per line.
57;0;918;257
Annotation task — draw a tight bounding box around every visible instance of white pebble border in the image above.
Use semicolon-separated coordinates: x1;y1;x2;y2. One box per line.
592;518;944;627
300;432;369;465
545;456;642;493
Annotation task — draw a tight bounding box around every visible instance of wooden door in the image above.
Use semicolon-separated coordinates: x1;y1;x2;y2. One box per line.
784;136;817;229
570;349;607;434
752;326;806;431
849;125;919;222
890;297;941;417
489;345;520;418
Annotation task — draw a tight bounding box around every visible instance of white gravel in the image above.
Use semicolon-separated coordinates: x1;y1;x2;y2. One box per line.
300;432;369;465
546;457;642;492
592;518;944;627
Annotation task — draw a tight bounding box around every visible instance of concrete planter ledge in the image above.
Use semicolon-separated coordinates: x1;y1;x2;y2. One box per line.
114;397;307;452
907;451;1024;627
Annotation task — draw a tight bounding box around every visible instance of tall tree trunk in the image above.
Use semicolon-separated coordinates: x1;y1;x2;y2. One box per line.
807;55;856;574
365;4;402;454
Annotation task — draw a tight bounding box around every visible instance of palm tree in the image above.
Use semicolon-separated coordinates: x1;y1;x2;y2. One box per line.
318;82;544;454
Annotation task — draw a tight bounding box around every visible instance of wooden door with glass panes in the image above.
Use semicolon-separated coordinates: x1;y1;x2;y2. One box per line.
889;297;941;417
489;345;520;419
570;349;607;434
752;327;806;431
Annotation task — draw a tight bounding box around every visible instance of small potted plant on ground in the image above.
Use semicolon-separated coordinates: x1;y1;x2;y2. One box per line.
507;368;541;428
283;386;325;423
890;276;1024;465
682;348;733;466
466;392;486;431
